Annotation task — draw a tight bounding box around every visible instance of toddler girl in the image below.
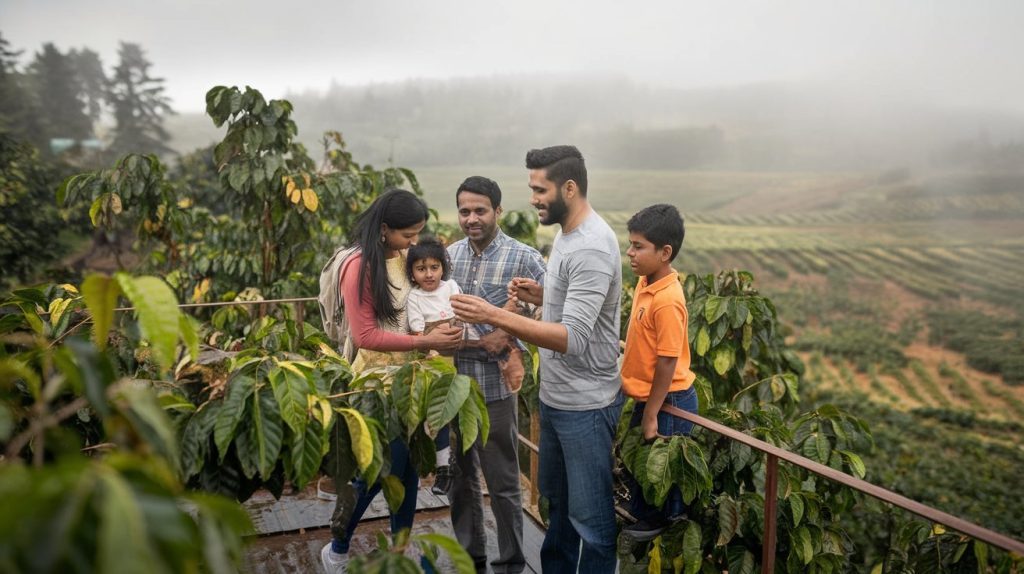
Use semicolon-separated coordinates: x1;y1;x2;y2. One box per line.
405;237;463;496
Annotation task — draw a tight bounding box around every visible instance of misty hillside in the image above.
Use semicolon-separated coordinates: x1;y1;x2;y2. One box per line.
166;75;1024;172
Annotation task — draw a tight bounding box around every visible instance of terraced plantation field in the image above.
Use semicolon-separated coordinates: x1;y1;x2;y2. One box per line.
420;167;1024;424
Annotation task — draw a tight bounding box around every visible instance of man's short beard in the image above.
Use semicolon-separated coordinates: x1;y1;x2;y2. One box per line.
541;189;569;226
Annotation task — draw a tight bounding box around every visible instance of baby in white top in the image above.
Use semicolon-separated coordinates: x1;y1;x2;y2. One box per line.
404;238;472;340
404;237;468;496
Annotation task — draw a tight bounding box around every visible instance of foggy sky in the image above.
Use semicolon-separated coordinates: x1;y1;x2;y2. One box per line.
3;0;1023;114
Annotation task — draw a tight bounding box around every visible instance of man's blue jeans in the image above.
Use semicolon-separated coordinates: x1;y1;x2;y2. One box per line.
538;395;623;574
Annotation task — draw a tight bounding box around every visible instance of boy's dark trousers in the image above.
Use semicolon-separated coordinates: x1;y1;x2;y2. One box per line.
626;386;698;523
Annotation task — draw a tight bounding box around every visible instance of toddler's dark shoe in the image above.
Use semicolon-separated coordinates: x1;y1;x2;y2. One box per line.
431;464;453;496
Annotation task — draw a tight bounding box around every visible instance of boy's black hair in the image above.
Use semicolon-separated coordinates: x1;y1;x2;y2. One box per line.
525;145;588;197
457;175;502;209
406;236;452;283
627;204;685;262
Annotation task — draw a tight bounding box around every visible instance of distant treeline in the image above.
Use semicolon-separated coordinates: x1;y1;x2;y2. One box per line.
0;31;174;159
258;76;1024;172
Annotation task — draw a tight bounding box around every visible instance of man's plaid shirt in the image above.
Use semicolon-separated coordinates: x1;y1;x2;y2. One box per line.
448;231;546;403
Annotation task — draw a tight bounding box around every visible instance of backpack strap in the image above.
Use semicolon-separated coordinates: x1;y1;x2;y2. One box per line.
317;246;359;361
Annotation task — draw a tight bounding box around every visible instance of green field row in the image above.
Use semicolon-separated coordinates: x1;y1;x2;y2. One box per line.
675;244;1024;308
805;354;1024;424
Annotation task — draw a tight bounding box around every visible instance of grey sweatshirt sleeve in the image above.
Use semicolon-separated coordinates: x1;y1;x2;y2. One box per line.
561;248;616;356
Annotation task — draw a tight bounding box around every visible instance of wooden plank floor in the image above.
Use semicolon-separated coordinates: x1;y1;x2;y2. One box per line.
243;482;544;573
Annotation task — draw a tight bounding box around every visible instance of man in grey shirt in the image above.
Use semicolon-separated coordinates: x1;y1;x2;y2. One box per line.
451;145;623;573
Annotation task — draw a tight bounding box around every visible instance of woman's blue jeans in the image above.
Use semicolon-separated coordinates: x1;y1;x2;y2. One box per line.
331;439;419;554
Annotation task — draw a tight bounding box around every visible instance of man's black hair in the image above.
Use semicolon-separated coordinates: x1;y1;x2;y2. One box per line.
406;236;452;283
627;204;685;262
524;145;588;197
457;175;502;209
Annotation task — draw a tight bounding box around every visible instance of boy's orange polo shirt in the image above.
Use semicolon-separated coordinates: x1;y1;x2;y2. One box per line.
621;271;696;400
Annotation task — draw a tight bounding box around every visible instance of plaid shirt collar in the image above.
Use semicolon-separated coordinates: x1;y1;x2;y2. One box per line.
466;229;510;258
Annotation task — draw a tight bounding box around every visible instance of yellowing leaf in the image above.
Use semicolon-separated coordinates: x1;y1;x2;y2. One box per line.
695;326;710;356
318;342;343;361
48;298;72;326
302;188;319;212
932;524;946;535
177;198;193;208
302;173;310;187
288;186;301;204
192;278;210;303
711;345;735;376
648;539;662;574
307;395;334;429
273;359;309;379
60;283;79;294
89;196;104;226
336;408;373;471
82;274;121;350
285;179;296;196
108;193;123;214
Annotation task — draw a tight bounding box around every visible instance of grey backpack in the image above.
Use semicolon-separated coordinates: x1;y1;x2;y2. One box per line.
317;245;359;362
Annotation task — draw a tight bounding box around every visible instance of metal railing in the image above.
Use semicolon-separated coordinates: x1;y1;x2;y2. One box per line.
514;403;1024;572
111;296;316;341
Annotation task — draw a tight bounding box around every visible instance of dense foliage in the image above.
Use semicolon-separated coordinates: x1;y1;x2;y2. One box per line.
0;133;85;291
613;271;1019;573
0;276;251;573
926;307;1024;386
1;84;497;573
772;276;914;372
59;86;429;307
802;386;1024;572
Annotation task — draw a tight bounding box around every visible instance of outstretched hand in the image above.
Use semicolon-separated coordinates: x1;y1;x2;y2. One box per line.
450;293;500;325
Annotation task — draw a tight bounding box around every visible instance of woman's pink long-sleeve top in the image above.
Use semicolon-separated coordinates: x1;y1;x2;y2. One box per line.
339;252;416;351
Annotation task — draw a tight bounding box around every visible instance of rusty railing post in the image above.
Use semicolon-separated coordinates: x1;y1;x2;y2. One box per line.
762;453;779;573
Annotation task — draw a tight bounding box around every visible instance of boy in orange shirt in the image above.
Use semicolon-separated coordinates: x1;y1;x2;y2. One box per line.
619;203;698;542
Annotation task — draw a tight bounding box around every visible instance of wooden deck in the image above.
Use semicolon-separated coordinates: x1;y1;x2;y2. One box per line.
243;481;545;573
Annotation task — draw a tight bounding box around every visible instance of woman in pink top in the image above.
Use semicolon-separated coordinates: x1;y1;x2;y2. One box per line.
321;189;462;573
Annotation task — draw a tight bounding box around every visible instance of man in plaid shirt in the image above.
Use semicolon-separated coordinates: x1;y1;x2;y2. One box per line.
447;175;545;574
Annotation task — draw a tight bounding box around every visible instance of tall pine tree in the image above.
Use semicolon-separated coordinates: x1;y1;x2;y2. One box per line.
68;47;107;126
0;32;47;148
108;42;174;155
29;43;93;141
